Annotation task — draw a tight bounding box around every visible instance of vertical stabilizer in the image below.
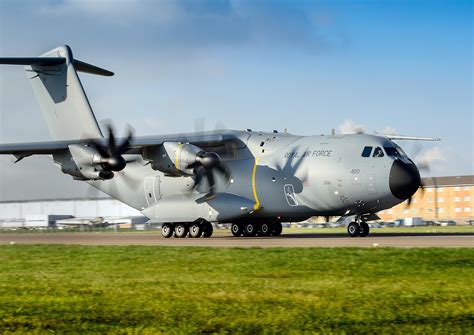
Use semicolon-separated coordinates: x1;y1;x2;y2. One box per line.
24;45;106;140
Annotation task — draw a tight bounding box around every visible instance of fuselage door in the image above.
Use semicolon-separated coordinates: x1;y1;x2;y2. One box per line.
145;175;161;206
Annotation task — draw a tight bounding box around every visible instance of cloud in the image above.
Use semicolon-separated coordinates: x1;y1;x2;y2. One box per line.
380;126;397;135
41;0;183;25
415;146;446;166
338;119;366;134
29;0;343;53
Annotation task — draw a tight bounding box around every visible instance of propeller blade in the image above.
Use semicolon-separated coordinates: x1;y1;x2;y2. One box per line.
116;128;134;156
419;180;426;197
193;166;206;190
107;125;116;155
215;164;231;183
206;170;216;197
418;161;431;173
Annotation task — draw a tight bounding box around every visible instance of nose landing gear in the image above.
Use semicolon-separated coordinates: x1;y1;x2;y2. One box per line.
347;218;370;237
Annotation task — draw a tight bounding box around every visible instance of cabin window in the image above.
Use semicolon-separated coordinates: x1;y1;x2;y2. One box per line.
373;147;384;157
361;146;372;157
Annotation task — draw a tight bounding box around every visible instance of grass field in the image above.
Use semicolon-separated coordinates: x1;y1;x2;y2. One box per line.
1;246;473;334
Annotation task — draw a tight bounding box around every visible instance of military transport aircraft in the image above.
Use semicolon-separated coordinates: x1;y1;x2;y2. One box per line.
0;46;439;238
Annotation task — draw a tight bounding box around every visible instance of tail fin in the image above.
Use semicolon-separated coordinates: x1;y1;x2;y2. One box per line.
0;45;112;140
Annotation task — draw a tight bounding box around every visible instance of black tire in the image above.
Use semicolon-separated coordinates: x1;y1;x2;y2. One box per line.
243;222;257;236
359;221;370;237
259;222;273;236
202;221;213;238
347;222;359;237
161;223;174;238
189;221;203;238
231;223;243;237
174;223;188;238
271;221;282;236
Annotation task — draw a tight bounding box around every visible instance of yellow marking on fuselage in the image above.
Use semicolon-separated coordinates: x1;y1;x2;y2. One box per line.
252;157;261;210
175;143;182;173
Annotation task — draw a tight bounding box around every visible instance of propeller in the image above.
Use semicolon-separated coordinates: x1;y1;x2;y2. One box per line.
406;142;430;207
186;151;231;199
406;180;425;207
89;125;135;173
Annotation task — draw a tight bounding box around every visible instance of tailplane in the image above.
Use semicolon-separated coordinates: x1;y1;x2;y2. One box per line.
0;45;112;140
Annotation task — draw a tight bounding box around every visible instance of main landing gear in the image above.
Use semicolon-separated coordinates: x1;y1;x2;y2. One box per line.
231;221;283;237
161;219;213;238
347;220;370;237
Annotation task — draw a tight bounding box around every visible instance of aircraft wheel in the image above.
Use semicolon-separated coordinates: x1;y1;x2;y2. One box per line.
202;221;213;238
359;221;370;237
231;223;243;237
161;223;174;238
347;222;359;237
271;222;282;236
189;221;203;238
243;222;257;236
174;223;188;238
259;222;273;236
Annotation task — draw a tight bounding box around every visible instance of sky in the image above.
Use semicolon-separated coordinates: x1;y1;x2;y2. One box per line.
0;0;472;201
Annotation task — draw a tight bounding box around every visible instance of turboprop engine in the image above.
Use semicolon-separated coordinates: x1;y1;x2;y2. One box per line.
56;125;135;181
147;142;231;197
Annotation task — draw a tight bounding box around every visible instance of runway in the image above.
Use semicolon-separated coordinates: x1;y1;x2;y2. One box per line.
1;232;473;248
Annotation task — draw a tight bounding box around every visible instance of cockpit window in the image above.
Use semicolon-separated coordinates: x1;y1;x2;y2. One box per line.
361;146;373;157
373;147;384;157
384;147;406;158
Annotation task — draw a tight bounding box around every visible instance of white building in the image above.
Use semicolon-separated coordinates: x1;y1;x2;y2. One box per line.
0;198;143;228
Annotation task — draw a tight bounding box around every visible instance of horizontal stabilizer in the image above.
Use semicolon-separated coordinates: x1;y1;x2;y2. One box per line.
73;59;114;76
0;57;65;66
0;56;113;76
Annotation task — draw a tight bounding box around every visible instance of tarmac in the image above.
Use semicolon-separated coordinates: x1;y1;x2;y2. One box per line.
1;232;473;248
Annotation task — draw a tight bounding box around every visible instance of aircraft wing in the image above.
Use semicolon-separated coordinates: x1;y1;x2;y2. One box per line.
0;131;230;158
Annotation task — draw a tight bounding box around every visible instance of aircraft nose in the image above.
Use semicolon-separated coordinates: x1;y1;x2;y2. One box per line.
389;159;421;200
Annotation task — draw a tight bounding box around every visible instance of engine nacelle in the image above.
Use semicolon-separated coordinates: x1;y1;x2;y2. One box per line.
54;144;113;181
144;142;202;176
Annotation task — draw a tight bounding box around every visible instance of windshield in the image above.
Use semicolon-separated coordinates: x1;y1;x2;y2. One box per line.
384;146;406;158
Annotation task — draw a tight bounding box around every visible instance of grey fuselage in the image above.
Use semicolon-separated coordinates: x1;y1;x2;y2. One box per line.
89;130;416;223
